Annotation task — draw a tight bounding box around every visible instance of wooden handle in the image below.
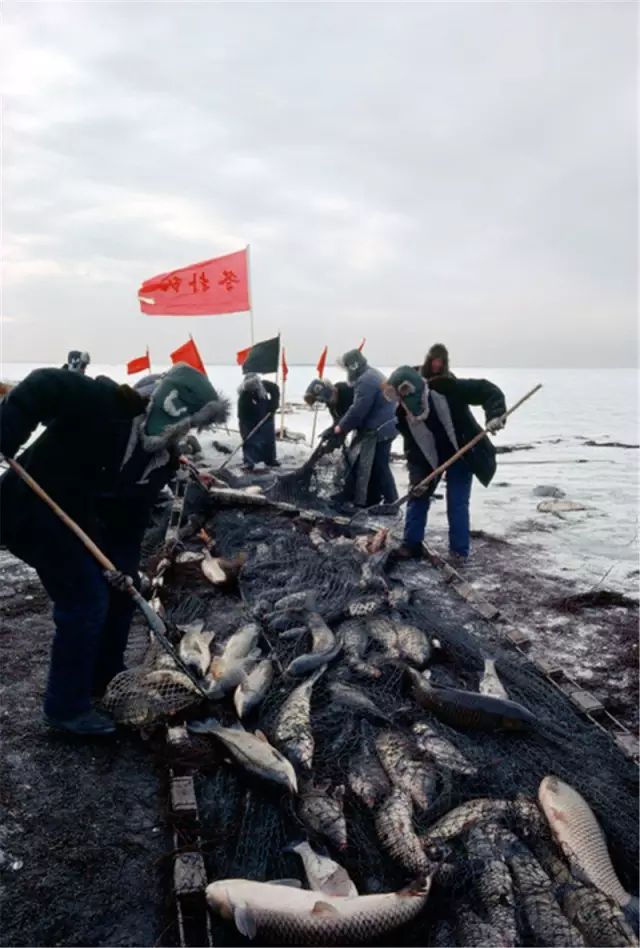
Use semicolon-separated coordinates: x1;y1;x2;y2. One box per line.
8;459;117;571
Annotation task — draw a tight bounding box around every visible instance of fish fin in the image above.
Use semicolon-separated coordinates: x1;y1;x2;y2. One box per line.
267;879;302;888
311;900;339;916
209;657;223;679
186;716;220;733
254;729;269;743
233;902;257;939
232;685;243;718
623;896;639;935
399;875;431;897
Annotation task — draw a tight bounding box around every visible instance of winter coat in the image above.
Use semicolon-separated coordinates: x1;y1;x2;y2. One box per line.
237;380;280;436
396;376;506;487
338;367;397;443
329;383;354;424
0;369;178;549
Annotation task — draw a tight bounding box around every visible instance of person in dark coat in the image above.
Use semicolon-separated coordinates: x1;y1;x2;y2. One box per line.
0;364;229;735
333;350;398;508
385;362;506;562
61;350;91;374
304;378;354;426
237;372;280;470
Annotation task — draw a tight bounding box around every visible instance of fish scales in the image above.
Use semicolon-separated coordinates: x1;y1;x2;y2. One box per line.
411;720;477;775
340;618;381;680
273;666;325;771
187;718;297;793
327;680;391;724
206;877;433;946
298;785;348;851
375;730;436;812
563;884;639;947
392;617;431;667
286;614;341;676
234;660;274;718
375;788;430;875
347;727;391;808
423;798;510;845
466;825;518;947
456;906;511;948
288;841;357;898
365;616;400;658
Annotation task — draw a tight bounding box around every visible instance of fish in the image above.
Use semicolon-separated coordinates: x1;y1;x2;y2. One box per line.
375;787;430;875
205;625;262;698
274;590;316;612
327;680;392;724
393;618;431;667
411;720;477;776
178;621;215;678
205;875;433;945
338;618;381;680
201;549;229;585
298;783;348;851
187;718;297;793
365;616;400;658
407;666;537;731
347;723;391;808
279;625;308;641
286;614;342;677
562;883;639;947
374;730;436;812
505;833;586;946
465;825;517;947
479;658;508;700
538;775;638;927
222;623;261;660
273;666;326;771
286;840;358;897
422;798;512;845
456;906;510;948
233;660;274;719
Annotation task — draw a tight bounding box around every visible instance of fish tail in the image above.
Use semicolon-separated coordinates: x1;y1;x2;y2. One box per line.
623;895;639;934
399;874;432;897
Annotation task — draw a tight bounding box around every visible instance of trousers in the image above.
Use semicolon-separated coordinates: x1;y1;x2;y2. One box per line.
404;459;473;555
7;506;140;719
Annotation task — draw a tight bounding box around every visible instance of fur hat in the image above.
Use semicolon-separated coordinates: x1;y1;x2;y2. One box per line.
144;363;229;448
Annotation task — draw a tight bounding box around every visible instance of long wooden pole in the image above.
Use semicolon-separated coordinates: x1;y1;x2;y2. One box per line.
389;383;542;510
217;412;274;471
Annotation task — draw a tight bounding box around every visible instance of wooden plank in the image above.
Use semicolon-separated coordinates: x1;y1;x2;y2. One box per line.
174;852;207;898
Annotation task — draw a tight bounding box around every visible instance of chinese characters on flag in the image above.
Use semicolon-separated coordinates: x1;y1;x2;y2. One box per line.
138;249;250;316
170;337;207;375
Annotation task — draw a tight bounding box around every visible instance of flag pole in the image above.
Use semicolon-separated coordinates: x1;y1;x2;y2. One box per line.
246;244;255;345
147;346;151;373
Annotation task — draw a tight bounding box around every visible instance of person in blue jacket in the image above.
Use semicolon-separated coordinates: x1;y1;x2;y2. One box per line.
0;364;229;736
333;349;398;508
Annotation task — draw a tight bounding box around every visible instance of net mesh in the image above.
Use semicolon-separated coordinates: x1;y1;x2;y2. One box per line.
134;493;638;946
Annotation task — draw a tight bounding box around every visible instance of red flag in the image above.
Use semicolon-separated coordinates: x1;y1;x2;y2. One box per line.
358;337;366;351
281;347;288;383
236;346;251;366
139;249;250;316
316;345;328;379
170;337;206;375
126;350;150;375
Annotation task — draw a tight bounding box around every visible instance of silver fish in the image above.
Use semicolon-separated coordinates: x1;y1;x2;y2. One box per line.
411;720;477;776
479;658;508;700
375;730;436;812
505;833;586;946
423;798;511;845
286;614;342;677
178;621;214;678
375;787;429;876
538;775;638;923
187;718;297;793
279;625;308;641
223;623;260;660
339;618;381;680
274;590;315;612
327;680;391;724
205;623;262;697
205;875;433;946
393;618;431;667
273;666;326;771
347;724;391;808
287;840;357;897
407;666;537;731
233;660;274;719
298;784;348;851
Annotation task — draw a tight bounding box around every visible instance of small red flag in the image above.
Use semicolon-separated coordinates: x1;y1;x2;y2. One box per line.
126;350;151;375
281;347;288;383
139;248;250;316
236;346;251;366
170;337;206;375
316;345;328;379
358;337;366;352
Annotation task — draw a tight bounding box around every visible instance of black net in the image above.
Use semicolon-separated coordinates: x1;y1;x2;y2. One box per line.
148;495;638;947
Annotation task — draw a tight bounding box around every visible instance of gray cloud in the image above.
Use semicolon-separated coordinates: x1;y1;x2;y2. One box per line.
3;1;637;367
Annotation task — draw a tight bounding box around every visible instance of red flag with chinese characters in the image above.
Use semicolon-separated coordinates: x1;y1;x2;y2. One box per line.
358;337;366;351
281;347;288;382
126;350;151;375
170;337;206;375
236;346;251;366
316;345;328;378
138;249;250;316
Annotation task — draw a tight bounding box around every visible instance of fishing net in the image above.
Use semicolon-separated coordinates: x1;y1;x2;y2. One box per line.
134;491;639;946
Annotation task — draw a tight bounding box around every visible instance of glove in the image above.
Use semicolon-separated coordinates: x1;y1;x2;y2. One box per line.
104;569;134;593
319;426;335;441
485;415;506;434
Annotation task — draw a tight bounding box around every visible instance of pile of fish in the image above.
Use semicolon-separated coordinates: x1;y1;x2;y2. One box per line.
167;582;638;946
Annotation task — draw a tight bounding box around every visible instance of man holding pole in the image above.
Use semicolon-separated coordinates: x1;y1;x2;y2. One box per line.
237;372;280;470
0;364;229;735
385;365;506;563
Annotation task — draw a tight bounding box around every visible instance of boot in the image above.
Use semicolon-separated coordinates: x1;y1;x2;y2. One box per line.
392;543;424;560
44;708;116;736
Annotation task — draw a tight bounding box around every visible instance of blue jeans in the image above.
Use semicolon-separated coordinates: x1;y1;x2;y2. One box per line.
404;460;473;556
8;508;140;719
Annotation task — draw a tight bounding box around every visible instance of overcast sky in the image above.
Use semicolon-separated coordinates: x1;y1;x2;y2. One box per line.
2;1;637;368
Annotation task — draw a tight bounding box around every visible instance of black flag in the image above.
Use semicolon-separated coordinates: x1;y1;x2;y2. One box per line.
241;335;280;374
